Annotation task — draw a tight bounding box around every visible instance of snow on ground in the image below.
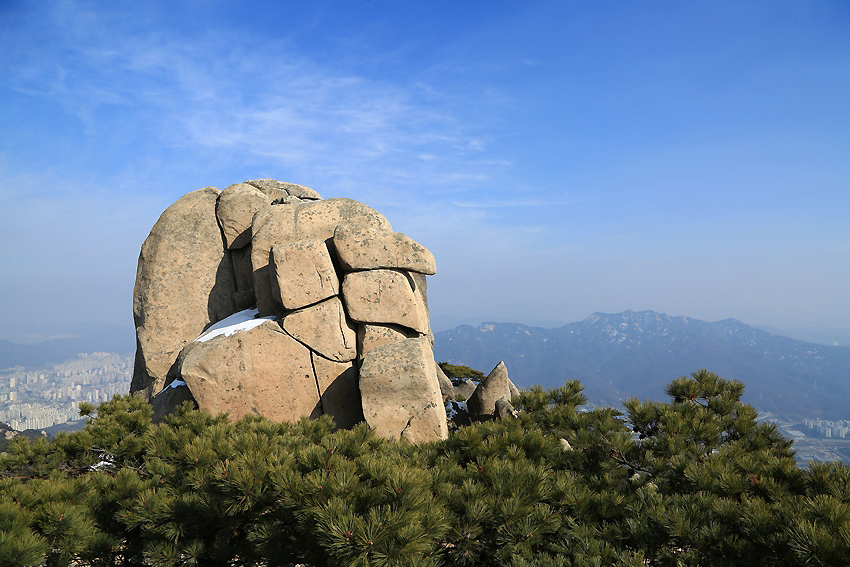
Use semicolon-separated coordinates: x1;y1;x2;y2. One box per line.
89;453;115;471
196;309;276;343
446;400;467;419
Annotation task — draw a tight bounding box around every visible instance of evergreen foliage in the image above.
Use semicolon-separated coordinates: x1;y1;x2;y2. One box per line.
437;363;485;383
0;369;849;566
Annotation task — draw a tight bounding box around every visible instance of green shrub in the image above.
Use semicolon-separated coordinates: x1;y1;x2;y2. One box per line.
1;373;849;566
438;363;486;383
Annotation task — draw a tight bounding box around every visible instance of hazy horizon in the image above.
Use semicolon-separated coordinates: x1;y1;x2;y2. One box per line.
2;1;848;339
3;310;850;349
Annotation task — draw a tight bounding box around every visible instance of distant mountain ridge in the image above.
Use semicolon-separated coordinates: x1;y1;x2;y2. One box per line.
754;324;850;348
434;310;850;420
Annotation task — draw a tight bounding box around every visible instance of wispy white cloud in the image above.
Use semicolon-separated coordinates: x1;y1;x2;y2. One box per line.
2;2;515;207
450;196;581;208
0;1;546;334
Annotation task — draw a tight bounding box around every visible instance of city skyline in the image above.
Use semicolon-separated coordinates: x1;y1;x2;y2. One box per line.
0;352;132;431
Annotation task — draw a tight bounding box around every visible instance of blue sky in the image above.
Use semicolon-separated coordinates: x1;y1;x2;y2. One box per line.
1;1;848;340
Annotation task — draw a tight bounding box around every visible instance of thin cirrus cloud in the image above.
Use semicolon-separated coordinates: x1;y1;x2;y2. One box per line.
0;2;527;337
450;196;581;209
1;4;517;230
2;4;505;202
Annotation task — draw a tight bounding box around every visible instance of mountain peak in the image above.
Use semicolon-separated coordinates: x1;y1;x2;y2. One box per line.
581;310;691;337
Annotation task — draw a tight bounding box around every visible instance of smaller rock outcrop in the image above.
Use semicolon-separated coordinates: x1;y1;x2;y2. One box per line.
466;361;512;422
508;379;520;401
150;380;196;423
494;397;519;420
453;379;477;401
436;364;454;403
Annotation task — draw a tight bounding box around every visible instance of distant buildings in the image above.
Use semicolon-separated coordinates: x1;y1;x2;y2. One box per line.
0;353;132;431
802;418;850;439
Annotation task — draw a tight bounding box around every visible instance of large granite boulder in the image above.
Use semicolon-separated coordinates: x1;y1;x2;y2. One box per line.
311;354;362;429
248;179;321;201
131;187;237;399
359;338;448;443
216;183;268;249
229;246;256;310
251;198;391;316
281;297;357;362
356;323;418;361
270;240;339;310
179;318;321;422
341;269;430;334
409;271;434;345
333;222;437;274
133;180;445;443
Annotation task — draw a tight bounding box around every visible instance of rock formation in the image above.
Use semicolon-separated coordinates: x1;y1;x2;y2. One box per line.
359;338;448;443
452;379;477;401
131;187;237;400
467;361;513;421
133;180;447;442
494;397;519;420
435;364;454;403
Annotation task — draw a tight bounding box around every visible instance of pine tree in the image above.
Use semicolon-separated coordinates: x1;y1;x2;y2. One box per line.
0;494;48;567
438;363;486;383
3;370;850;565
622;369;806;566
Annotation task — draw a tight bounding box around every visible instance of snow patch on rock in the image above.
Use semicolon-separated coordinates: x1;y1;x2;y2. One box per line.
196;309;276;343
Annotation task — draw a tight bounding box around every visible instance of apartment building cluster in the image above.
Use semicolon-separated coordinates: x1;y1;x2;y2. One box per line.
0;352;132;431
802;418;850;439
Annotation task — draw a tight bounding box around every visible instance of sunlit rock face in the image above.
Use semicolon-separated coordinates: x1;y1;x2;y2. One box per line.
134;180;446;442
131;186;236;400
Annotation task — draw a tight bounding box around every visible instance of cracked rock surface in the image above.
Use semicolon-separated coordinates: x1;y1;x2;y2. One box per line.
359;337;448;442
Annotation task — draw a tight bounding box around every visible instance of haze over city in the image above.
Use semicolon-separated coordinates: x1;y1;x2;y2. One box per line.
1;1;848;341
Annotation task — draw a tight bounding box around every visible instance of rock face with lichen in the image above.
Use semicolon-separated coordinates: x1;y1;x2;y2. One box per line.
132;179;447;442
